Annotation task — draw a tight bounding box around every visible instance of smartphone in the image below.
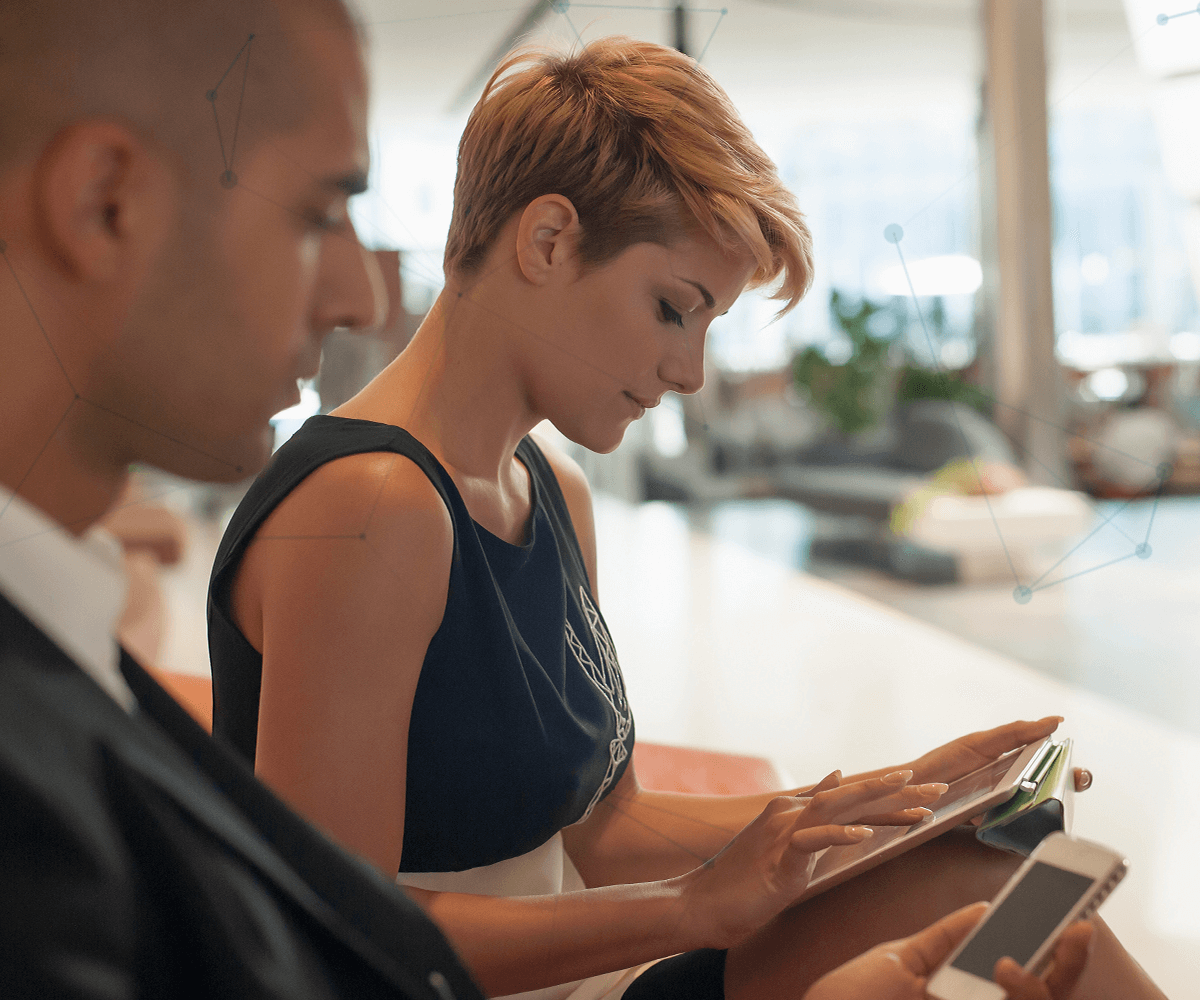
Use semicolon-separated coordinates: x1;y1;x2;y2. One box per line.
927;832;1127;1000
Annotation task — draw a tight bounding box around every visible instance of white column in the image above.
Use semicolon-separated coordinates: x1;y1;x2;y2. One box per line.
981;0;1068;485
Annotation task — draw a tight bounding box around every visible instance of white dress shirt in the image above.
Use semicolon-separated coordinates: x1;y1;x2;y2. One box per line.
0;485;135;711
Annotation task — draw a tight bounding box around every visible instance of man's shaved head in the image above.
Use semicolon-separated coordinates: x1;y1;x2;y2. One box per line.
0;0;361;183
0;0;378;530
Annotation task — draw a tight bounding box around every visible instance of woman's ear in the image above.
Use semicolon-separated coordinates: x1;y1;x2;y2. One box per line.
33;120;174;286
515;194;580;285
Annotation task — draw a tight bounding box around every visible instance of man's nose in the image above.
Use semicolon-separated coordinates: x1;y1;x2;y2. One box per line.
314;222;384;335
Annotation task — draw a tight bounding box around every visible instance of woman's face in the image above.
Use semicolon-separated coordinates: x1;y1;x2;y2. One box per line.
526;232;756;454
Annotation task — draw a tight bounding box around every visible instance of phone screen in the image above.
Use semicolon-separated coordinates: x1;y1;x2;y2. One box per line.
951;862;1095;978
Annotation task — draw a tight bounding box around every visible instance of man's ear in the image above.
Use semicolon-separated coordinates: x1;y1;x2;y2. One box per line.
515;194;580;286
33;120;174;285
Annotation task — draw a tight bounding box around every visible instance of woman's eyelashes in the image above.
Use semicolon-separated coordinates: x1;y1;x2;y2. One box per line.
658;299;685;328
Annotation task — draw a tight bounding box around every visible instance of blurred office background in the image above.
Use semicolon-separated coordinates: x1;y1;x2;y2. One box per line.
252;0;1200;733
119;1;1200;990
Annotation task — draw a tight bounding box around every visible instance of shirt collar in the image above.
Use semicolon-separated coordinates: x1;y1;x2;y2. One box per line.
0;486;136;711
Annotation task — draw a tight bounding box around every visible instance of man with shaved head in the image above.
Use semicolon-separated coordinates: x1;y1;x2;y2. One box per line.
0;1;483;996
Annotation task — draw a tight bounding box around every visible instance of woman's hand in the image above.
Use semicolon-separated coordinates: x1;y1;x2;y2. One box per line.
906;717;1064;786
679;770;947;950
802;903;1094;1000
900;717;1094;803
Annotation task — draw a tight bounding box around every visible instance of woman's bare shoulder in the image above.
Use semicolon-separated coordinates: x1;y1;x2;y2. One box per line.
258;448;453;558
233;448;454;650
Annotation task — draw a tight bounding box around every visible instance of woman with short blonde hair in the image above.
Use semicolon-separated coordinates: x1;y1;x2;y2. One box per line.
208;36;1160;1000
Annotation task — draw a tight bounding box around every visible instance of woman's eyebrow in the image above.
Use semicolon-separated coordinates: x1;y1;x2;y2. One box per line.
678;278;715;309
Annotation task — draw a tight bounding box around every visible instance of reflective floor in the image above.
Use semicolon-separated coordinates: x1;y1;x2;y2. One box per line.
681;496;1200;738
159;492;1200;997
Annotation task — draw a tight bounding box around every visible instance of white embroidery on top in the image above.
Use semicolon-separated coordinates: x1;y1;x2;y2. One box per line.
565;585;632;824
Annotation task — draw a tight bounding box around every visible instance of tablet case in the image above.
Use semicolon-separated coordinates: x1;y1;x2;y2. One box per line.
975;737;1074;855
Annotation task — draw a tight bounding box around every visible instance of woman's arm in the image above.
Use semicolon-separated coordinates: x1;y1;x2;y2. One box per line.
533;438;939;883
409;775;923;996
233;451;454;873
533;436;1073;887
564;764;942;886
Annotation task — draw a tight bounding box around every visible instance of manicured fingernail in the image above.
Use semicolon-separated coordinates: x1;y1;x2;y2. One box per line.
846;826;873;839
1078;770;1092;790
883;769;913;785
920;782;949;794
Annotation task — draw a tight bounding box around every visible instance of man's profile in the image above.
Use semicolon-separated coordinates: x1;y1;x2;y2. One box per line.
0;1;480;996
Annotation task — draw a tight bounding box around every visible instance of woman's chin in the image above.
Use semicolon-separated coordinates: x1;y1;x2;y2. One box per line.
565;426;628;456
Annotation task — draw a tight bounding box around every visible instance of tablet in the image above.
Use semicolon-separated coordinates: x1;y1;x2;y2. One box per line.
795;737;1052;904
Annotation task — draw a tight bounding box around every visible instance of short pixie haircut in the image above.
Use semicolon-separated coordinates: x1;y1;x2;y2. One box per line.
443;37;814;314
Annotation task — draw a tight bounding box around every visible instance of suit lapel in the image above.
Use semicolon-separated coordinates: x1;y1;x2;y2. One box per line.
0;593;478;1000
117;651;475;1000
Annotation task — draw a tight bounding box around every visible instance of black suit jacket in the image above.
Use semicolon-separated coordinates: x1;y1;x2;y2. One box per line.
0;593;483;1000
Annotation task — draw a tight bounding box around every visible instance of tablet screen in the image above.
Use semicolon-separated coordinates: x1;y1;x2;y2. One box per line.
807;747;1033;887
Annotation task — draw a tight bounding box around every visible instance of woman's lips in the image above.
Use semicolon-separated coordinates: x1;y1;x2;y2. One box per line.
624;391;649;415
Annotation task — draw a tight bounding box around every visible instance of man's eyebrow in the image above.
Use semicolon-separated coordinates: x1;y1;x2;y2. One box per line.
679;278;715;310
322;171;368;196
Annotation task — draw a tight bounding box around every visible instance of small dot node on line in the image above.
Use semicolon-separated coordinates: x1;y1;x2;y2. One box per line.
884;223;904;244
1013;585;1032;605
1157;12;1169;23
220;170;238;189
1135;542;1152;560
206;89;218;101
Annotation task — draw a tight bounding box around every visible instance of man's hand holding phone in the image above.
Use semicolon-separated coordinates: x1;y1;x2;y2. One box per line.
801;904;1094;1000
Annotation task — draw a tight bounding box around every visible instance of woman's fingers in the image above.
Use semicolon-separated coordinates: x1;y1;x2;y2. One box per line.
853;807;934;827
795;769;842;798
787;822;873;855
966;717;1062;760
824;787;945;825
800;772;947;827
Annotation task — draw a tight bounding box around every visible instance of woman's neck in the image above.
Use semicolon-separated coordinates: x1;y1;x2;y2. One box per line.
333;287;542;485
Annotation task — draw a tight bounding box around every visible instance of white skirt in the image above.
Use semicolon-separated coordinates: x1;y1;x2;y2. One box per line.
398;833;664;1000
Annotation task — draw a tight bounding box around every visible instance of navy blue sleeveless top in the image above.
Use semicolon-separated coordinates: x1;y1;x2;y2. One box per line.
207;415;635;874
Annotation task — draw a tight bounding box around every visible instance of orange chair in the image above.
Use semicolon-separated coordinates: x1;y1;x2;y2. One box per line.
632;740;784;796
147;668;784;795
145;665;214;732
